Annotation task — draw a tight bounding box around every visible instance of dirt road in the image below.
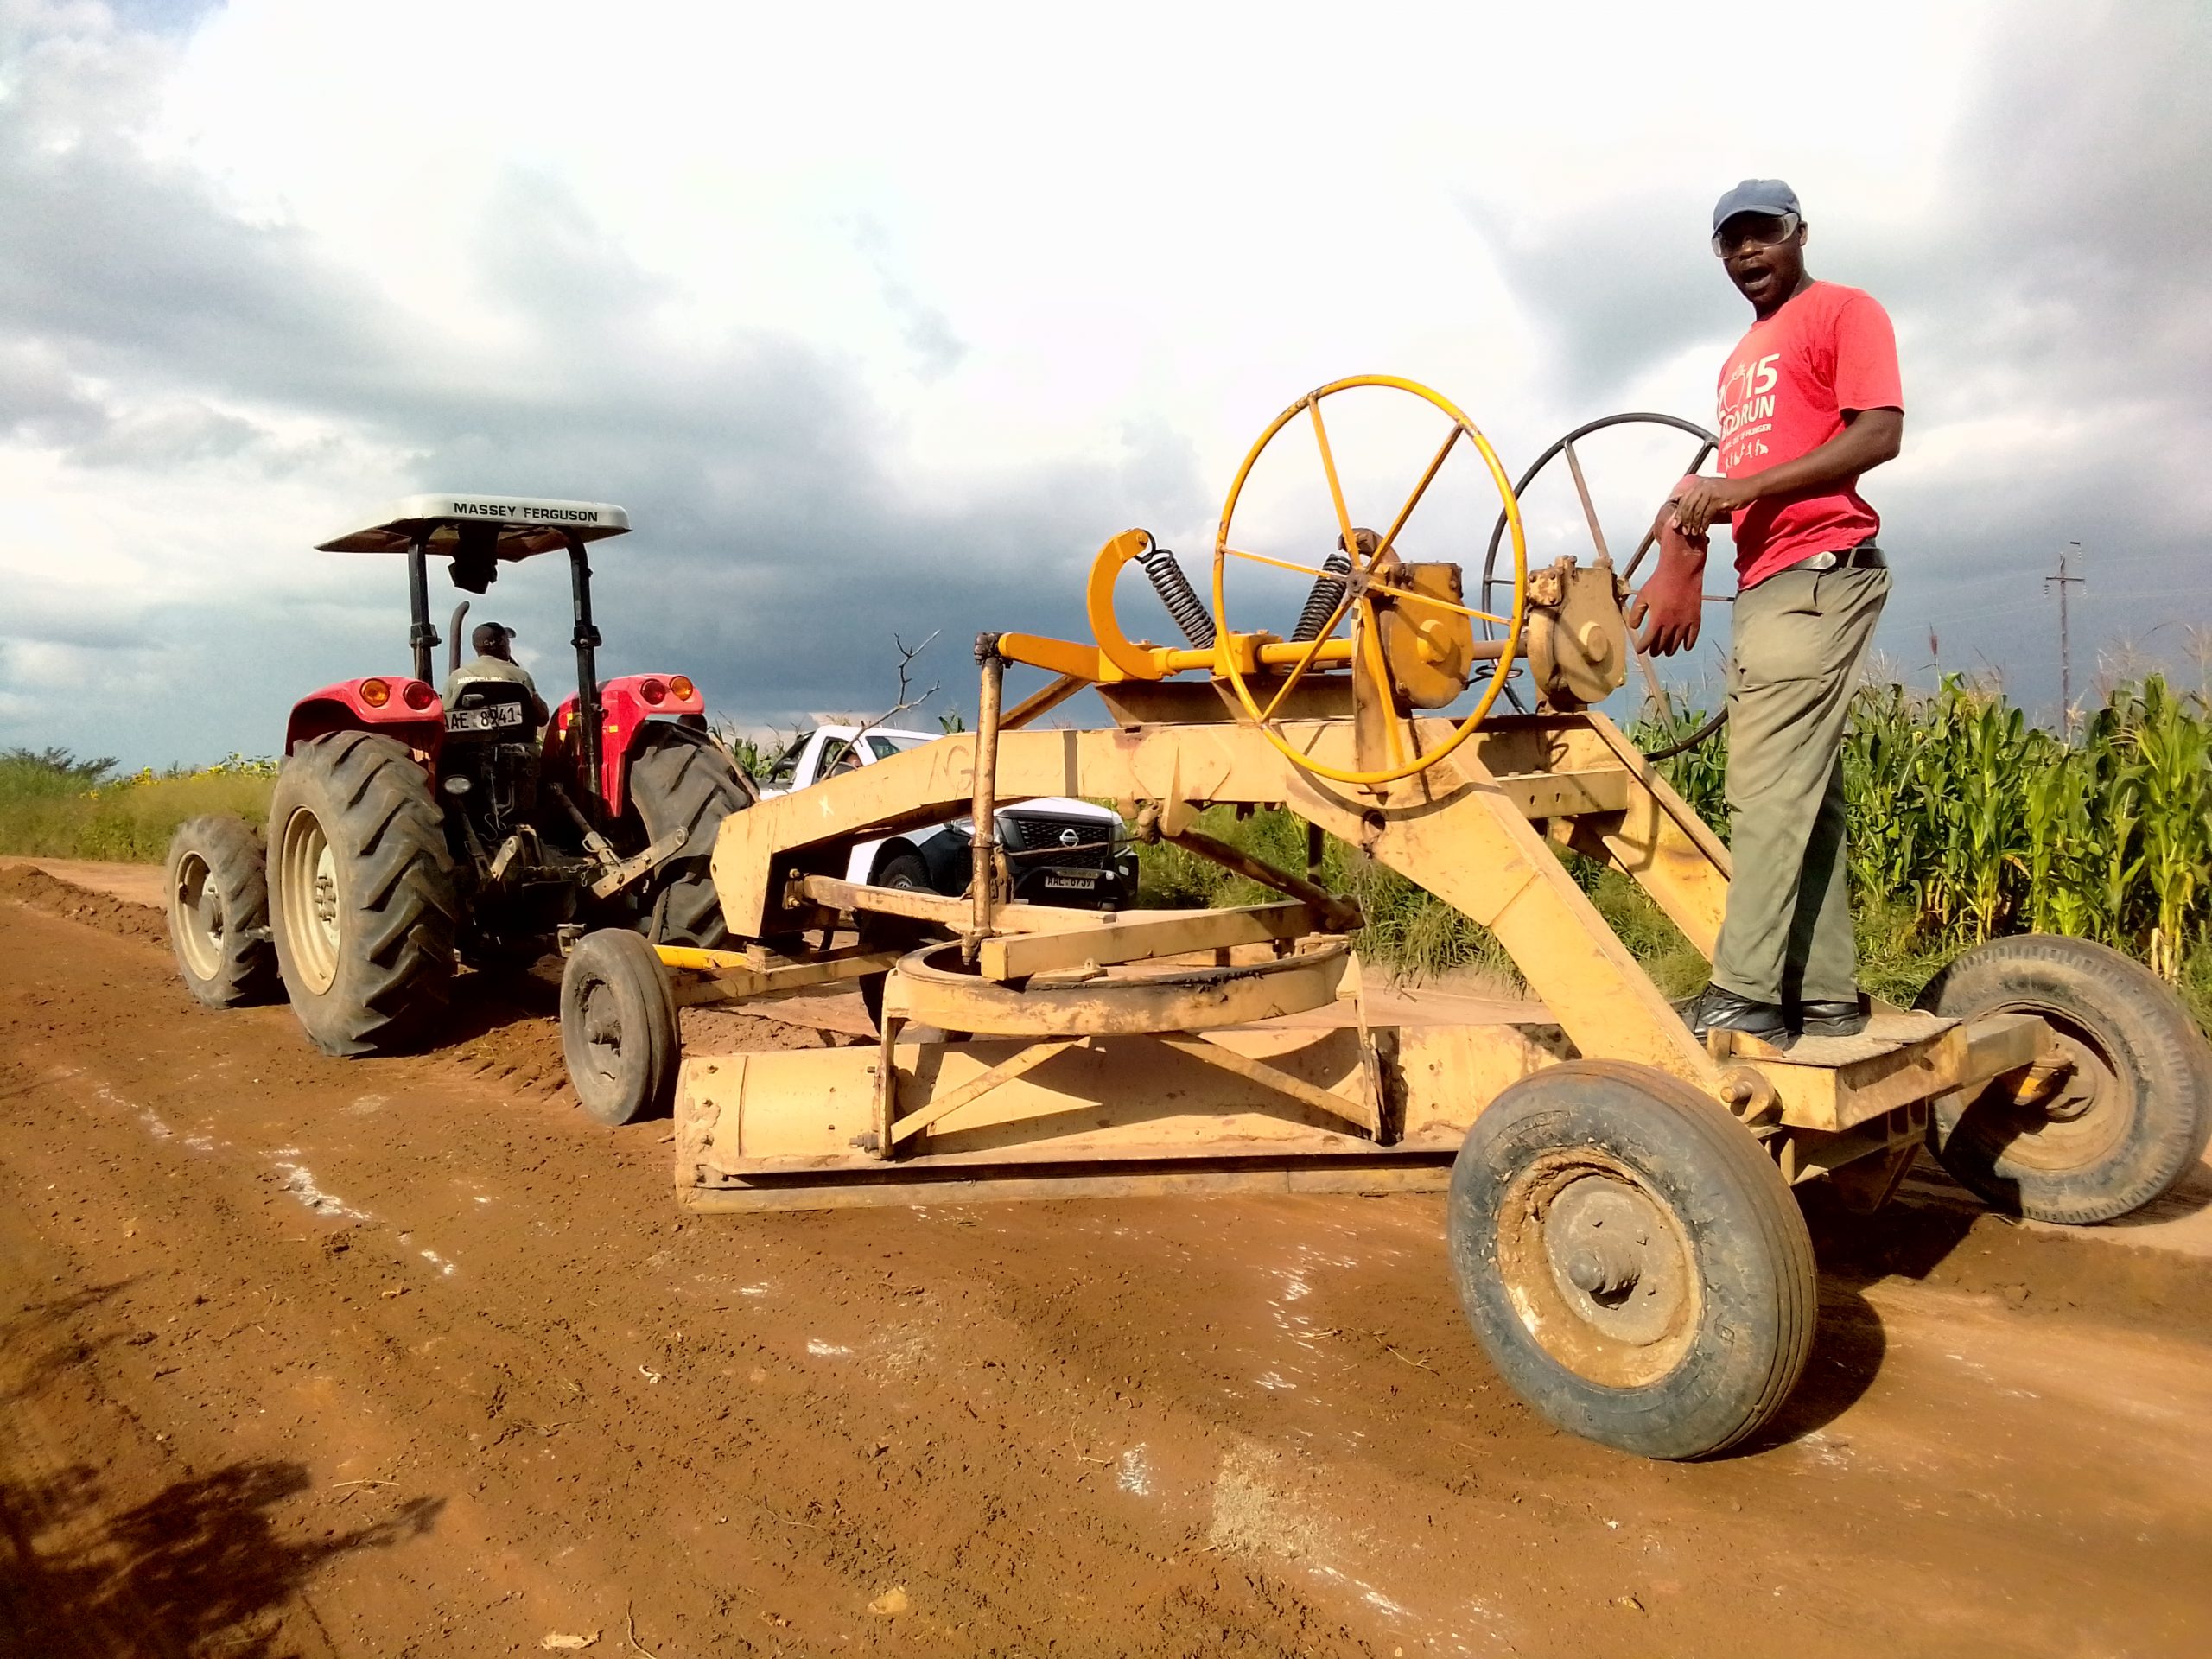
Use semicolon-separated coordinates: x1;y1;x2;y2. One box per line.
3;862;2209;1657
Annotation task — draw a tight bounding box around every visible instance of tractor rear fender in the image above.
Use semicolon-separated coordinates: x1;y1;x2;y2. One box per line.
546;673;707;815
284;678;445;760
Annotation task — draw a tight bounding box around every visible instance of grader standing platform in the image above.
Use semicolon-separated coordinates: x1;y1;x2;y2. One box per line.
556;378;2209;1459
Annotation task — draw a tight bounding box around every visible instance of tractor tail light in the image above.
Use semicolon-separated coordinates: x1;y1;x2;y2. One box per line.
402;680;435;710
640;678;668;705
360;678;391;708
668;675;696;702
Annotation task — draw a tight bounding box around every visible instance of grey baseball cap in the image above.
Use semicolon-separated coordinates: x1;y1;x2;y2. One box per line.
1712;178;1802;232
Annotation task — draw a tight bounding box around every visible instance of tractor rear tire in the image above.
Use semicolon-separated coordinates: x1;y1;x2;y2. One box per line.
1447;1061;1817;1460
1915;934;2212;1224
267;732;459;1057
165;814;280;1008
560;928;680;1125
627;727;752;948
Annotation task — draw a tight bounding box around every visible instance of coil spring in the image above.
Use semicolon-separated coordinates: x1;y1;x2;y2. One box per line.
1138;543;1216;649
1291;553;1353;642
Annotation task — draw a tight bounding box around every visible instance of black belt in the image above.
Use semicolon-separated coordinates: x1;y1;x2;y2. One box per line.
1798;542;1885;572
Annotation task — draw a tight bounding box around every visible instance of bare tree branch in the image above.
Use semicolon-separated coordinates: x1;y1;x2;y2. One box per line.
821;632;941;772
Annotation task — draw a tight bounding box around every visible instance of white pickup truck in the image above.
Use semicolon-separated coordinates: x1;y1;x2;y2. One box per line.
760;725;1135;909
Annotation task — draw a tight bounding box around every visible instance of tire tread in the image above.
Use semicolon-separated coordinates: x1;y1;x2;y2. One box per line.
270;732;458;1056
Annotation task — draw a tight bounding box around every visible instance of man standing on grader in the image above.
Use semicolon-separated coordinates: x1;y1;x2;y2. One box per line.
1633;179;1905;1050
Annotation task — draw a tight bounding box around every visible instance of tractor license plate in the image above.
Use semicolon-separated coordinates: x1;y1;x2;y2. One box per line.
445;703;526;733
1042;871;1102;892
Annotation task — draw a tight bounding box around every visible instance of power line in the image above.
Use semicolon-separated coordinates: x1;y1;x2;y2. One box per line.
2044;540;2085;740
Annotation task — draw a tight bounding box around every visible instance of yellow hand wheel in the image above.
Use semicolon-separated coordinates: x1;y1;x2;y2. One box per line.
1211;376;1529;786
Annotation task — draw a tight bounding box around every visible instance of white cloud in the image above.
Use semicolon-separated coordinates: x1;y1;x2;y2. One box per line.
1;0;2207;764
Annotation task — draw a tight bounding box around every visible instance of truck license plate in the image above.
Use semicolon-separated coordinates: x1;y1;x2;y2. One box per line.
444;703;526;733
1042;872;1101;891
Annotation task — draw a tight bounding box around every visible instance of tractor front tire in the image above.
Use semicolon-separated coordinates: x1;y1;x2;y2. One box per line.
1447;1061;1817;1460
268;732;459;1057
165;814;280;1008
560;928;680;1125
1916;934;2212;1224
626;727;753;948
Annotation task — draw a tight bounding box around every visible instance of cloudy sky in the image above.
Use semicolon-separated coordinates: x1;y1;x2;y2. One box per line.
3;0;2206;766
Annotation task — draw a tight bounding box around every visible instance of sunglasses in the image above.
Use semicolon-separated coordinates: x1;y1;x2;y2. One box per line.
1713;212;1801;258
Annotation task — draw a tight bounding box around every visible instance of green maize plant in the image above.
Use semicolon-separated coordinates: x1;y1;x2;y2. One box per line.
2109;677;2211;979
1635;701;1731;836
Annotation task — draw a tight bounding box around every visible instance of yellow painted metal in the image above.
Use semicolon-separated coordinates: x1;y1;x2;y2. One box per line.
652;941;903;1009
677;1024;1407;1176
887;938;1351;1037
706;716;1724;1085
788;875;1105;936
1211;376;1530;786
976;900;1321;982
1722;1009;2047;1134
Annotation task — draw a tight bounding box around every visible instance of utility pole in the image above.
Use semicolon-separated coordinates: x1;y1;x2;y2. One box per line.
2045;540;2084;741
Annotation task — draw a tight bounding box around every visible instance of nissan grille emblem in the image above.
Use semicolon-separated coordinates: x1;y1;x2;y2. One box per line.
1058;827;1081;847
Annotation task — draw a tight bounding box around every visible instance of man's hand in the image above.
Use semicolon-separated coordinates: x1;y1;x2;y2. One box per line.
1629;493;1709;657
1669;474;1751;538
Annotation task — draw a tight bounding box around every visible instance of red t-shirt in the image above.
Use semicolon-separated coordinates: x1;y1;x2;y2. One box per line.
1715;281;1903;587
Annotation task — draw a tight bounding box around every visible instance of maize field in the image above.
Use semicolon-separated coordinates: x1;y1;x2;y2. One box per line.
1646;675;2212;984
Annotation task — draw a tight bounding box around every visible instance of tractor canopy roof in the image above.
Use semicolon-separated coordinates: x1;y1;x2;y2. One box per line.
316;494;632;559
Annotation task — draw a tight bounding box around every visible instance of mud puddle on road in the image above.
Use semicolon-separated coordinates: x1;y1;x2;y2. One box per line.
3;881;2211;1656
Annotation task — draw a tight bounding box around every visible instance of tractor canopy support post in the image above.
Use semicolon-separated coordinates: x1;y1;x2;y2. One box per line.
567;534;605;802
406;534;439;684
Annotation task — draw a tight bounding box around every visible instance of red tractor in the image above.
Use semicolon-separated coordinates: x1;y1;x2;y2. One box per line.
163;496;753;1056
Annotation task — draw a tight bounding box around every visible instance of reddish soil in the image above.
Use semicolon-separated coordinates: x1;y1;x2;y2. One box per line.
3;865;2209;1657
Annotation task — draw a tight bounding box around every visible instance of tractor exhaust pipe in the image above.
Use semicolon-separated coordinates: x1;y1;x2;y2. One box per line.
448;601;470;677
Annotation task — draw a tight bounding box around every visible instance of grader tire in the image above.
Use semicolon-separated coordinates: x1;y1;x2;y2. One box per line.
1447;1061;1816;1460
268;732;458;1057
560;928;680;1126
164;814;280;1008
627;727;752;948
1916;935;2212;1224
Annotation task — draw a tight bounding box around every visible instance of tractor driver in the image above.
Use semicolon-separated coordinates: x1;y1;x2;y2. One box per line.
1631;180;1904;1048
447;621;550;729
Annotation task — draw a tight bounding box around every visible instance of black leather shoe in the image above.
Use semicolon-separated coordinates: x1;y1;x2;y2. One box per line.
1796;997;1870;1039
1683;985;1795;1047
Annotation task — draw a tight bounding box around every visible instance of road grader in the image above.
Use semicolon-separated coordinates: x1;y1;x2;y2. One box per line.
523;384;2208;1458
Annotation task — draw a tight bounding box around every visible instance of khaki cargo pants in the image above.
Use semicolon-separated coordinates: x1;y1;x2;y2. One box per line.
1709;559;1891;1007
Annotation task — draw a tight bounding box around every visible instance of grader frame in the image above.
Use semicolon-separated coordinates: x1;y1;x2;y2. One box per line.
556;377;2191;1459
668;702;2039;1211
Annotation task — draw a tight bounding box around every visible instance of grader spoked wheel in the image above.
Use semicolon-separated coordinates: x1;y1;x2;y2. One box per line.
1447;1060;1816;1459
1212;376;1529;787
1481;412;1726;756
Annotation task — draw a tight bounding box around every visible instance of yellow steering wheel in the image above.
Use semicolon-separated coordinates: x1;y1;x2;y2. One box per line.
1211;376;1529;786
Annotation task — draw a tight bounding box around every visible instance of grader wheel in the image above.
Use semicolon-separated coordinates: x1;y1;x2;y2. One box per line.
1211;376;1530;786
1447;1061;1816;1459
1916;935;2212;1224
1481;412;1728;754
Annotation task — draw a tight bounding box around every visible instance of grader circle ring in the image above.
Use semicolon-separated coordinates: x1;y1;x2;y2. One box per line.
1212;376;1529;787
1480;411;1727;757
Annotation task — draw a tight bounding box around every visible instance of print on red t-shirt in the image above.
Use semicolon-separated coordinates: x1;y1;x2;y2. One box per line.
1717;282;1903;588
